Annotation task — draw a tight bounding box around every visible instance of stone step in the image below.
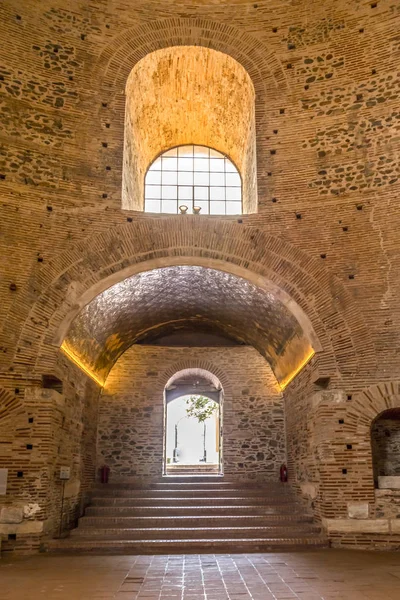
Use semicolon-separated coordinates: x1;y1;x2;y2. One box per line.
90;496;299;507
79;514;314;528
85;504;307;517
92;487;294;498
49;536;328;554
96;480;286;489
71;524;322;540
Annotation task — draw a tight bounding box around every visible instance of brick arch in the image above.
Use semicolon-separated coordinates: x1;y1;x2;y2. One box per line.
0;386;21;424
159;363;232;400
95;17;287;107
350;382;400;431
11;218;375;384
343;381;400;496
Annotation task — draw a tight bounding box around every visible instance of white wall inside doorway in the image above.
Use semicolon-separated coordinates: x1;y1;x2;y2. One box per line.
166;395;219;465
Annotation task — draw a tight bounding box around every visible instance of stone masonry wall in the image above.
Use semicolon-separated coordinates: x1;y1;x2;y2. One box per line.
0;355;99;553
97;346;286;482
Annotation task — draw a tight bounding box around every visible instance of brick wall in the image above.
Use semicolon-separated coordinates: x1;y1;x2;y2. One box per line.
0;0;400;552
0;355;99;553
97;346;286;481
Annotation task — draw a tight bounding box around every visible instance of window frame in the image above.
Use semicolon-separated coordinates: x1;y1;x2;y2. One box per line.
144;144;243;216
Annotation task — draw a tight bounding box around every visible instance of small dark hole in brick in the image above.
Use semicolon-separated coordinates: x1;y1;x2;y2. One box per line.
268;172;272;176
347;444;353;450
272;198;277;203
15;388;19;394
348;274;355;280
339;419;344;424
347;394;352;401
270;149;276;155
304;85;309;90
237;219;243;224
46;206;52;211
102;193;108;199
287;63;292;69
0;174;6;180
102;102;108;108
106;24;110;28
356;204;363;210
372;68;376;74
26;444;33;450
127;217;133;222
106;166;111;171
9;283;17;291
37;257;43;263
102;142;108;148
8;534;17;540
288;43;295;50
343;226;348;231
356;93;363;101
273;130;278;134
69;76;74;81
253;3;258;7
320;253;326;259
105;123;110;128
17;471;23;478
371;2;377;7
16;15;21;21
296;213;302;219
81;34;86;40
342;468;347;474
359;28;364;33
272;27;278;32
29;417;34;423
280;108;285;114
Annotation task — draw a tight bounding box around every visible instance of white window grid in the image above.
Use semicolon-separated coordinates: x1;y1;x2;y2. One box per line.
144;145;242;215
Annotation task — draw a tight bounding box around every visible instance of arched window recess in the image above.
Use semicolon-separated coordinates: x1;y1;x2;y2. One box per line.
122;46;257;214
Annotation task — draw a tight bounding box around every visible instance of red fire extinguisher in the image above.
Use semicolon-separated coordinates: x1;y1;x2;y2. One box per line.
100;465;110;484
280;464;288;483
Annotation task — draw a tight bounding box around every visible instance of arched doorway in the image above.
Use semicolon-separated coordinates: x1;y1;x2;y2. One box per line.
163;368;223;476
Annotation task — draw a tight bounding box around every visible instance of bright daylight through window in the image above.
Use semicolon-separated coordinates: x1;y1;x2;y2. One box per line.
144;145;242;215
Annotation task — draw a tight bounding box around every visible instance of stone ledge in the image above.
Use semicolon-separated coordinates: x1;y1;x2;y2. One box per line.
389;519;400;534
323;518;389;533
0;521;43;535
378;476;400;490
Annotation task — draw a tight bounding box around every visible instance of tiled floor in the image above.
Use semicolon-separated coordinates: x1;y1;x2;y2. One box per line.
1;550;400;600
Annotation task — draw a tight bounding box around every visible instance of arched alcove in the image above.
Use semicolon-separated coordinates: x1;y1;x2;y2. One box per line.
60;265;315;388
123;46;257;213
371;408;400;488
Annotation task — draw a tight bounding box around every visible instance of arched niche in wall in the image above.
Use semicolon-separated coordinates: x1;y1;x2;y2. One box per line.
371;407;400;489
122;46;257;213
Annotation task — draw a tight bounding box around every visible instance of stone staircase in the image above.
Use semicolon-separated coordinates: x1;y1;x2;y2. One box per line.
49;477;328;553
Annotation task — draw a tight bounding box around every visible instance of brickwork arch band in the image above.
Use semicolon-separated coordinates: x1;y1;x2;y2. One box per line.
95;17;288;111
8;219;376;387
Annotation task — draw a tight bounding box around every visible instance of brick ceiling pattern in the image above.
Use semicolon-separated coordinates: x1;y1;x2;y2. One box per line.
65;266;311;384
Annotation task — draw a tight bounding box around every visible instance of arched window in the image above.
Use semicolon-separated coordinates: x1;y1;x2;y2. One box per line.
145;145;242;215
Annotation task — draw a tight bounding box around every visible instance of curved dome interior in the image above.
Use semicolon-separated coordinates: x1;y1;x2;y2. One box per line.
63;266;314;386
